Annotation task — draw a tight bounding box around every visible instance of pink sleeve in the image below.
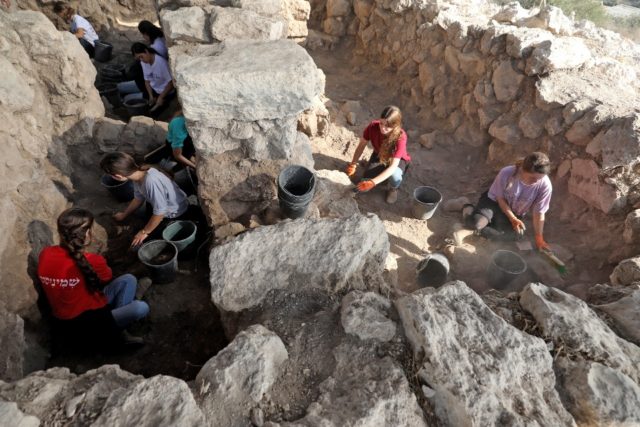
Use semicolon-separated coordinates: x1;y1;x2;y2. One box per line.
393;131;408;159
533;179;552;214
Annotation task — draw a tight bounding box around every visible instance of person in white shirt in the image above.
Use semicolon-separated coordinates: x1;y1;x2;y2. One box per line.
118;43;174;116
53;2;99;58
138;21;168;59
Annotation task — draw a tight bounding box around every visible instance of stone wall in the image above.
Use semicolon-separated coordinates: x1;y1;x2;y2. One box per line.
0;9;104;314
157;0;324;226
311;0;640;215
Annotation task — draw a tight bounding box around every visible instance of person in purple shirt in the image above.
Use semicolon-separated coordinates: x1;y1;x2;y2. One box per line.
463;152;553;250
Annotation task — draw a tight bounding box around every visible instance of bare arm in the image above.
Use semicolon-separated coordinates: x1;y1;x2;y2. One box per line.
114;198;144;221
74;28;86;39
496;197;517;221
533;211;545;237
350;137;369;164
132;214;165;247
145;81;155;103
156;80;174;103
172;147;196;169
369;158;400;185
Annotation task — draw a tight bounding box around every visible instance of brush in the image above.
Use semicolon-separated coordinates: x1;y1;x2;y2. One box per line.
540;249;568;275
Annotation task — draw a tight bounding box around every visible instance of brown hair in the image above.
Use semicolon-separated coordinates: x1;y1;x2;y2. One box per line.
379;106;403;164
521;152;550;175
57;208;101;293
53;2;72;15
100;152;150;177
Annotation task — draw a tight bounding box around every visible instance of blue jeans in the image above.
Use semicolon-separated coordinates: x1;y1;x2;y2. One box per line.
388;167;403;189
102;274;149;328
117;80;144;103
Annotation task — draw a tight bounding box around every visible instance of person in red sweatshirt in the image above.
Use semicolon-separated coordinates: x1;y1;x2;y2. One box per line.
37;208;148;343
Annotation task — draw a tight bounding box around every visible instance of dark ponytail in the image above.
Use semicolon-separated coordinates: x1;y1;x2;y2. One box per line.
131;42;158;56
57;208;102;293
138;20;164;42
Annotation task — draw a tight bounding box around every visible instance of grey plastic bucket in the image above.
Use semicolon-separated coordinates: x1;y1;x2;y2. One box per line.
162;221;197;252
100;64;125;82
277;165;316;219
412;186;442;220
416;253;450;287
124;98;149;116
94;41;113;63
486;250;527;289
138;240;178;284
101;174;134;202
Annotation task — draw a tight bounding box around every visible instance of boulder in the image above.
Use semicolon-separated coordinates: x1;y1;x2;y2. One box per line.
555;358;640;425
396;281;574;426
596;289;640;345
230;0;283;17
195;325;287;426
326;0;352;17
526;37;591;76
492;60;524;102
208;214;389;312
160;6;210;44
282;344;426;426
610;256;640;286
92;376;206;427
210;6;286;42
0;306;24;381
568;158;622;214
312;170;359;218
623;209;640;245
340;291;396;342
0;401;39;427
520;283;640;384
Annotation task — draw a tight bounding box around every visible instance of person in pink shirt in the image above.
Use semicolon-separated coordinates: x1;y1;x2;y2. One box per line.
463;152;553;250
345;105;411;204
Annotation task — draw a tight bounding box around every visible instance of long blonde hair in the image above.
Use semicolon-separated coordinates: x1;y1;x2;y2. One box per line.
379;106;403;165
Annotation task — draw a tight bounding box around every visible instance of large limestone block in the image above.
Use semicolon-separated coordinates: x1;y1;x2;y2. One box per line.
568;158;622;214
210;6;286;42
209;214;389;312
0;402;39;427
598;114;640;170
172;40;324;122
160;6;210;43
231;0;283;16
195;325;287;427
526;37;591;76
611;256;640;286
520;283;640;384
93;376;206;427
396;282;574;426
555;358;640;425
0;306;24;382
492;60;524;102
340;291;396;342
597;289;640;345
312;169;360;218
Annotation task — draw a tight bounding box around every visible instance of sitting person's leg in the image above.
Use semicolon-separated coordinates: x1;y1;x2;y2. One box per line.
465;192;516;240
102;274;149;328
78;38;95;58
117;80;142;98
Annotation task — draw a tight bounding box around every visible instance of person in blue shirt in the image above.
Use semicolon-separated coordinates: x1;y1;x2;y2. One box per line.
144;108;196;171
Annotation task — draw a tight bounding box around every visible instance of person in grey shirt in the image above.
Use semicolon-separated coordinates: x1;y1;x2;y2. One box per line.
100;152;189;248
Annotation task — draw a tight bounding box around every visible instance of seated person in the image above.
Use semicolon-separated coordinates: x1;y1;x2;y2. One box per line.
345;105;411;204
145;109;196;171
138;20;168;59
100;152;200;247
53;2;99;58
37;208;148;345
463;151;553;250
117;43;174;116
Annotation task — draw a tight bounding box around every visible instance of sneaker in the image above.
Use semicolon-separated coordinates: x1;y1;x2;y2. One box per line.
386;188;398;204
121;330;145;346
135;277;153;300
462;204;475;222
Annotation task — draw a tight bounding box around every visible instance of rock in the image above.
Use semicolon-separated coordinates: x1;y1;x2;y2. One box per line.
568;158;622;214
519;6;574;36
419;133;434;149
195;325;288;427
173;40;323;122
555;358;640;425
493;2;533;24
0;401;39;427
160;7;210;44
586;283;638;306
312;170;359;218
598;114;640;170
623;209;640;245
231;0;283;17
597;289;640;345
520;283;640;384
492;60;524;102
340;291;396;342
526;37;591;76
250;407;265;426
326;0;352;17
345;111;356;125
93;376;206;427
214;222;246;240
282;344;427;426
557;159;571;179
442;196;470;212
209;214;388;312
0;306;24;381
297;110;317;136
210;6;286;42
396;281;574;426
611;256;640;286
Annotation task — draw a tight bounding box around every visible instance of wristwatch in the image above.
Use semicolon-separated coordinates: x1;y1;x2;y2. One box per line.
140;229;149;235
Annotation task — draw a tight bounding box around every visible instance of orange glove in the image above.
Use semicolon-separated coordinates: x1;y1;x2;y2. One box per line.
535;234;551;251
509;216;526;235
356;179;376;193
346;162;358;178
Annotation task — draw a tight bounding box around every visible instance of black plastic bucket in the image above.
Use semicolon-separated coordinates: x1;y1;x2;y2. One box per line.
100;64;126;83
94;41;113;63
277;165;316;219
416;253;450;287
138;240;178;284
124;98;149;116
487;250;527;289
97;82;121;107
412;186;442;220
100;174;134;202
